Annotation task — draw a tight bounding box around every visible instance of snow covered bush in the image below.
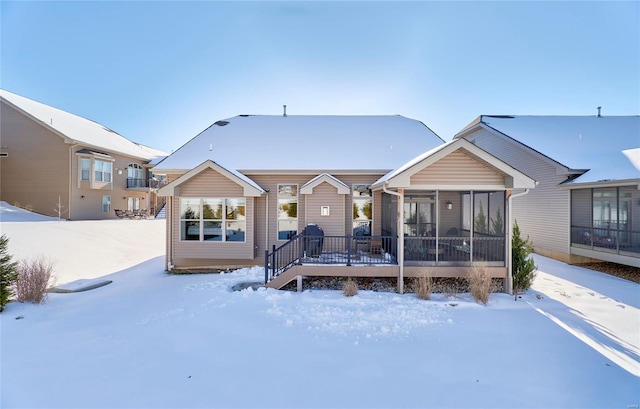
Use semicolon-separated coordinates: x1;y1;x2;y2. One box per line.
467;263;495;305
512;220;537;296
15;256;56;304
414;269;433;300
0;234;19;312
342;278;358;297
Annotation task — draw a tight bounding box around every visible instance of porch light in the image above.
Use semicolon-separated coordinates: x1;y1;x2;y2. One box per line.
446;200;453;210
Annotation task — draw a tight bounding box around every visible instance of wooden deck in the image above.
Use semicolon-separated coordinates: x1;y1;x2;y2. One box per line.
265;264;508;289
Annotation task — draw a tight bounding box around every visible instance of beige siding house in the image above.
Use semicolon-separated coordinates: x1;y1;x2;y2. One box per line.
455;115;640;268
0;89;167;220
155;114;535;293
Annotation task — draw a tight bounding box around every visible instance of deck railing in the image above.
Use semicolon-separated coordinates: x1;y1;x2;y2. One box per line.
404;236;505;263
264;234;397;283
571;225;640;256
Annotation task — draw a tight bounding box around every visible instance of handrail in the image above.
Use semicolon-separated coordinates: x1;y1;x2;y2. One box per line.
264;234;397;284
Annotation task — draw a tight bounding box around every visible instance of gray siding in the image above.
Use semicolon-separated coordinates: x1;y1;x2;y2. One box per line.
411;149;505;186
304;182;346;236
172;168;255;261
0;101;70;217
467;128;571;260
248;173;384;261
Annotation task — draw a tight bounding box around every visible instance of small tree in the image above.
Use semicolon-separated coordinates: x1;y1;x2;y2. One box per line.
53;196;67;222
512;220;537;298
0;235;19;312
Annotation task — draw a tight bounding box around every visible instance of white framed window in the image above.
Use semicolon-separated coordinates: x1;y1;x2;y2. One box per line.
81;158;91;181
128;163;145;188
102;195;111;213
127;197;141;211
95;160;112;182
277;184;298;240
352;185;372;236
180;197;246;242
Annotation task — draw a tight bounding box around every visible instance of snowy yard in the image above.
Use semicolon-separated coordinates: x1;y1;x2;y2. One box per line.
1;202;638;408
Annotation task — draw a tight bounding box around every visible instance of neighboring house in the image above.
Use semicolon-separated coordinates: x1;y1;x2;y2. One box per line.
455;114;640;268
0;89;168;220
154;114;535;292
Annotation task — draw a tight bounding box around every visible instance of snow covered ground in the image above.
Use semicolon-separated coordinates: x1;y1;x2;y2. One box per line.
1;202;638;408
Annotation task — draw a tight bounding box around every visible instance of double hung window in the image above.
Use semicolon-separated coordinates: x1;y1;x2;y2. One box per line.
94;160;112;182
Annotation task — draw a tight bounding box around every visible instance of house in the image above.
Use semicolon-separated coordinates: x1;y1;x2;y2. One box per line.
455;114;640;268
0;89;168;220
154;114;535;293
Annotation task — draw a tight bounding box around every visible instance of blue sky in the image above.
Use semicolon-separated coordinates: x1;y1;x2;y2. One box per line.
2;1;638;153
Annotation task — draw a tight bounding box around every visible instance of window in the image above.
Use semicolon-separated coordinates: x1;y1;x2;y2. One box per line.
95;160;112;182
404;194;435;237
180;197;246;242
102;195;111;213
81;158;90;181
128;164;145;188
353;185;372;236
277;184;297;240
462;191;505;236
127;197;141;211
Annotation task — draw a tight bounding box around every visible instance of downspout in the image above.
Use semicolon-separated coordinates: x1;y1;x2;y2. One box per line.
167;196;174;272
265;191;269;254
68;143;79;220
383;182;404;294
507;188;530;296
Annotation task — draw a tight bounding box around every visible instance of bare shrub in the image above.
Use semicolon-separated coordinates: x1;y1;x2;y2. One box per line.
15;257;56;304
414;269;433;300
467;263;496;305
342;278;358;297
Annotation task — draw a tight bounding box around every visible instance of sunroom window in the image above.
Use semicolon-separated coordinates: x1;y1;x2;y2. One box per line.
180;197;246;242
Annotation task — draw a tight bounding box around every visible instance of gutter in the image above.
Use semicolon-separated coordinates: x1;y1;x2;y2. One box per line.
382;182;405;294
507;188;530;296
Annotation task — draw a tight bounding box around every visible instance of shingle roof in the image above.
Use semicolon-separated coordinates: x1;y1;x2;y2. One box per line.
0;89;167;161
153;115;444;172
458;115;640;184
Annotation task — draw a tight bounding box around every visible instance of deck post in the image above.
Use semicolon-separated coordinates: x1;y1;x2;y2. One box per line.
297;275;302;292
398;188;405;294
346;234;352;266
264;250;269;284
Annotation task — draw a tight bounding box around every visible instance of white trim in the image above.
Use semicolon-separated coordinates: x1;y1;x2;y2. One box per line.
372;139;536;190
300;173;350;195
158;160;265;197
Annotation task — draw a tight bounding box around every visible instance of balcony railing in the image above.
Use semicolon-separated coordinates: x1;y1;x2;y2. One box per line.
127;178;167;189
571;225;640;257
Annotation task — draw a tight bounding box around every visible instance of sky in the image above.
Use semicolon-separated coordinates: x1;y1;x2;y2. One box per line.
1;1;639;153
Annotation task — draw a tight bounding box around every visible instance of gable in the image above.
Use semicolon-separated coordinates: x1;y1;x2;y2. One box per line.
300;173;350;195
158;160;265;197
410;149;505;186
374;138;536;190
178;168;245;197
